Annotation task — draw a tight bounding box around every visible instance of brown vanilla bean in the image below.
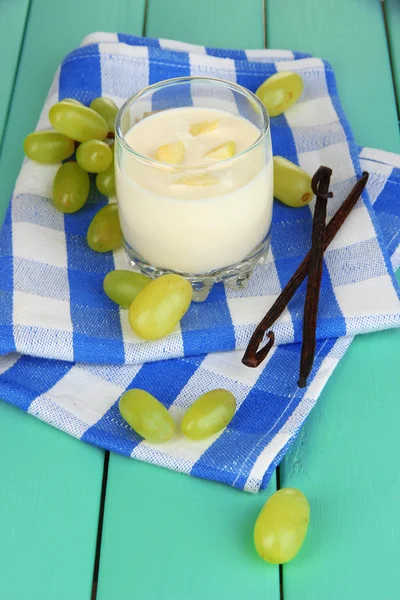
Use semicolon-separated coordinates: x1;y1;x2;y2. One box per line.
242;170;369;368
298;167;332;388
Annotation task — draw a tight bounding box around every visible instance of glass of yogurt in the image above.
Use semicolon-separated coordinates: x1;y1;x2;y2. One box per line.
115;76;272;301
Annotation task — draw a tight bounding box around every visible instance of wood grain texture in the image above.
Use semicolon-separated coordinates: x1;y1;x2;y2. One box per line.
97;2;279;599
268;0;400;598
0;1;145;598
267;0;400;153
386;0;400;114
145;0;265;48
0;0;30;150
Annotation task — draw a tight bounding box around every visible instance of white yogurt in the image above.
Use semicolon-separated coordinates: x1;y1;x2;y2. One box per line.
116;107;273;274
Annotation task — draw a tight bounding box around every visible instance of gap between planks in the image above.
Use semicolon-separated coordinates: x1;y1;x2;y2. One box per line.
0;0;33;157
91;6;149;595
381;0;400;122
142;0;150;37
91;452;110;600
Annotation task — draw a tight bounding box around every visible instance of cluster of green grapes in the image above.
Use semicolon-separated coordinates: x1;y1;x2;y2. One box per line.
119;387;236;443
104;271;235;439
23;96;122;253
255;71;314;208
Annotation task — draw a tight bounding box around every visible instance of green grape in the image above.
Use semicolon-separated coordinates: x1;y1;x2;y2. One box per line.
96;159;116;196
62;98;83;105
273;156;313;207
52;161;90;213
23;130;74;164
87;203;122;252
103;270;151;308
181;389;236;440
256;72;304;117
76;140;113;173
129;274;192;340
49;101;108;142
90;97;118;132
254;488;310;564
119;389;175;443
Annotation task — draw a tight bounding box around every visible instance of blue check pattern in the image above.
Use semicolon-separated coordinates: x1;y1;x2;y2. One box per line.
0;34;399;491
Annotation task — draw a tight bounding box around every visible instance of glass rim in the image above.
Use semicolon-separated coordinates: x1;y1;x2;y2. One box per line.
115;75;270;171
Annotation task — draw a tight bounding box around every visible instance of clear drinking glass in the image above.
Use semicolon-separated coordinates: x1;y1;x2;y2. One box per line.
115;76;272;301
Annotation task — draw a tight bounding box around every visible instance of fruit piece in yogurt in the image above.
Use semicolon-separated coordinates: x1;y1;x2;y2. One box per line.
206;140;236;159
156;140;185;164
173;173;218;186
189;120;219;136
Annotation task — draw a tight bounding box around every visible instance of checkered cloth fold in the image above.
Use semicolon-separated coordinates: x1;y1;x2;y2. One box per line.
0;34;399;491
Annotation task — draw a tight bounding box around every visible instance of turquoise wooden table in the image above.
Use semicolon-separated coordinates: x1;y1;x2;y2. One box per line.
0;1;399;598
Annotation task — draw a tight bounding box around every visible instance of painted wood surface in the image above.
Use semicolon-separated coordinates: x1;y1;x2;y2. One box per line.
268;0;400;598
145;0;265;48
267;0;399;153
0;0;399;598
386;0;400;115
0;401;103;600
97;458;278;600
0;0;145;598
97;2;279;599
0;0;30;149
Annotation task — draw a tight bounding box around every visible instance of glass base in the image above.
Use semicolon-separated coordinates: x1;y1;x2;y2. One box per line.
124;236;271;302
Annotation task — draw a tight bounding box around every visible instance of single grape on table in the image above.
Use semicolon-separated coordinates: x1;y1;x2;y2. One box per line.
24;131;75;164
256;72;304;117
129;274;192;340
49;101;108;142
52;161;90;213
103;270;151;308
90;97;118;132
273;156;314;207
254;488;310;564
87;203;122;252
76;139;113;173
119;389;175;443
181;389;236;440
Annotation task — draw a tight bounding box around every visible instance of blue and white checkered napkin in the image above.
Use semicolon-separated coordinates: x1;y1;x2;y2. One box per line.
0;34;399;492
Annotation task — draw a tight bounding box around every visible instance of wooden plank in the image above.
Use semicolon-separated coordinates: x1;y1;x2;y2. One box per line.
280;325;400;599
267;0;400;598
97;2;280;599
98;458;277;600
267;0;400;153
0;0;146;598
386;0;400;115
0;0;30;149
0;401;104;600
145;0;265;48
